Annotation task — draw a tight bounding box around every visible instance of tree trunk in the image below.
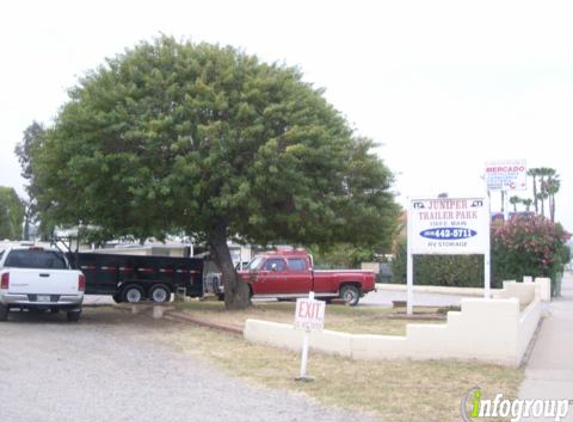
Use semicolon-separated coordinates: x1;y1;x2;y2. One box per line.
23;216;30;241
532;176;538;214
550;195;555;222
208;222;252;310
539;176;546;218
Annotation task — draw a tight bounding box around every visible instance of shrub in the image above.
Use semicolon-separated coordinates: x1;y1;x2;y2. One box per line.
391;238;490;288
391;215;570;289
492;215;570;284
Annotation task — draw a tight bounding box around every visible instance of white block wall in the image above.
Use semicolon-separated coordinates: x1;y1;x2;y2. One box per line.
244;279;547;367
494;277;551;304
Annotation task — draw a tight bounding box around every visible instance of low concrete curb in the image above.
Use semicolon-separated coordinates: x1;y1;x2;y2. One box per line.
164;310;243;335
110;304;244;335
376;283;494;297
245;281;547;368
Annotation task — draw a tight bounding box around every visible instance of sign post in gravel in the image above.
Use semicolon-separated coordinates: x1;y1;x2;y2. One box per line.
294;291;326;382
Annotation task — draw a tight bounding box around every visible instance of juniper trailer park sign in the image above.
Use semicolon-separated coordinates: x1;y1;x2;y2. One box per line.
406;196;491;315
408;197;490;255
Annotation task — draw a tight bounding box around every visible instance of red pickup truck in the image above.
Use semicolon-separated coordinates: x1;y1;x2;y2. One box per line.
238;249;376;306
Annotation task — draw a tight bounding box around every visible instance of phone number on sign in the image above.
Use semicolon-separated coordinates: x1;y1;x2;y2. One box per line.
420;228;477;240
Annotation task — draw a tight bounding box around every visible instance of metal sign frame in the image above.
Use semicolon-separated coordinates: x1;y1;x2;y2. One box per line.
406;196;491;315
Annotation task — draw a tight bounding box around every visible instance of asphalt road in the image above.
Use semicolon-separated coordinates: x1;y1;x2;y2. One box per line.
361;289;464;307
0;308;381;422
84;289;466;308
84;290;462;306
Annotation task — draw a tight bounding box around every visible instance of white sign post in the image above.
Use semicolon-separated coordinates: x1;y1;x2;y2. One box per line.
294;291;325;381
407;197;491;315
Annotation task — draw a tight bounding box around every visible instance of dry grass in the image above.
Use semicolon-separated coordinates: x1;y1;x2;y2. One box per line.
165;301;523;421
167;321;523;422
174;300;446;335
80;306;521;422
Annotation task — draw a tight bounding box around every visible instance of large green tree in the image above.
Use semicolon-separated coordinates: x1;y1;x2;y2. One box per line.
29;36;399;309
0;187;25;240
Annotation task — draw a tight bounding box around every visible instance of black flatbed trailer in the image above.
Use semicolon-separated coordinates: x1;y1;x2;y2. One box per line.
69;252;204;303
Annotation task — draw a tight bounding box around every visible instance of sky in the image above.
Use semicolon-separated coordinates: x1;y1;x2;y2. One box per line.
1;0;573;232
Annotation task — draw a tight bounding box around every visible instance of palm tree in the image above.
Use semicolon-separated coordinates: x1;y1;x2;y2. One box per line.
527;168;540;214
522;198;533;212
545;172;560;222
537;167;554;218
509;196;521;212
537;192;549;217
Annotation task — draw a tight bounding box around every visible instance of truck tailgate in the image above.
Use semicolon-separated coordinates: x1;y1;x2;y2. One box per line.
6;269;82;295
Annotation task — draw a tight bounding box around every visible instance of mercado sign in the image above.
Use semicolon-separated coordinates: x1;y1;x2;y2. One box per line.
485;159;527;191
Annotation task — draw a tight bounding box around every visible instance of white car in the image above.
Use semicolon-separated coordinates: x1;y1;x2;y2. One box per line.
0;246;85;322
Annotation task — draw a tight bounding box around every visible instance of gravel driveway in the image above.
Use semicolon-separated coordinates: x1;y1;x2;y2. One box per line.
0;308;381;422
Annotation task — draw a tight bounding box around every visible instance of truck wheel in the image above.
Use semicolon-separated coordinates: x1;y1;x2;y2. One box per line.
0;304;9;322
112;293;122;304
121;284;144;303
149;284;171;303
340;285;360;306
67;311;81;322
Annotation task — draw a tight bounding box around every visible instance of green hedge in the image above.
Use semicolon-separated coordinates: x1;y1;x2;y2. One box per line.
391;238;491;288
391;216;570;290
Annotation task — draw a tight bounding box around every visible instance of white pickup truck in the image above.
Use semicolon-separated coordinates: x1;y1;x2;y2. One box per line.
0;246;85;322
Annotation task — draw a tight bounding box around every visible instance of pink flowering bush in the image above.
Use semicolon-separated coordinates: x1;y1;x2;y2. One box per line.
390;215;570;290
492;215;570;285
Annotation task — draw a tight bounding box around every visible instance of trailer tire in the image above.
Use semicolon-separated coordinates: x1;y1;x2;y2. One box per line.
340;285;360;306
67;310;81;322
0;304;8;321
121;284;144;303
149;284;171;303
112;293;122;304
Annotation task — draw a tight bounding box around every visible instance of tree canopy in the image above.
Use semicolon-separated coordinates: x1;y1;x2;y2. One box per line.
28;36;399;308
15;121;49;239
0;187;25;240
